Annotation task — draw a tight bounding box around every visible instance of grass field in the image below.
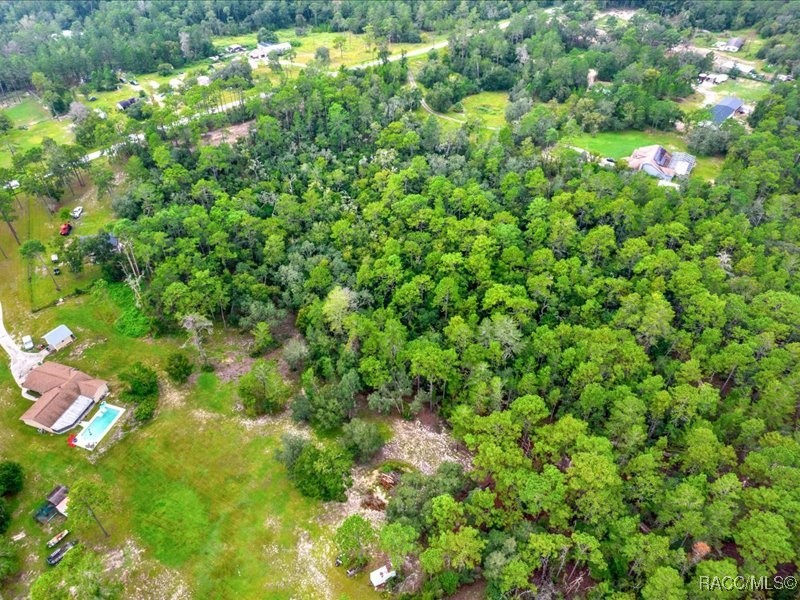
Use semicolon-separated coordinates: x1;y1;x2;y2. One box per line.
713;78;771;103
444;91;509;129
563;129;722;181
217;28;448;69
0;96;74;169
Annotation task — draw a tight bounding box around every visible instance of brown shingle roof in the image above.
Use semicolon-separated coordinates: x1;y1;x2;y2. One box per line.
19;363;107;430
22;362;75;394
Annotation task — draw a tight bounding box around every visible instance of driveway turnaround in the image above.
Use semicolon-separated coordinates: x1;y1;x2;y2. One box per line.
0;302;48;387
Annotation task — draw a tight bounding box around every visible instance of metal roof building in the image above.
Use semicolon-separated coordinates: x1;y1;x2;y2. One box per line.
711;96;744;124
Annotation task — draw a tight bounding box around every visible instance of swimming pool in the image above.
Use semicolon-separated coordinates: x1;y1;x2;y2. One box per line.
73;402;125;450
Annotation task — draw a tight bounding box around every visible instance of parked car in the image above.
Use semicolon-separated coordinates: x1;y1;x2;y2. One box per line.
70;206;83;219
59;223;72;236
47;541;78;566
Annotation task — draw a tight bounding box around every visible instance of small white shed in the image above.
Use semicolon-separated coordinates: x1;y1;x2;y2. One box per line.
369;565;396;589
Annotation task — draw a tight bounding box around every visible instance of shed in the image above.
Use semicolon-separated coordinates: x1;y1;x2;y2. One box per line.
34;484;69;524
370;565;396;589
42;325;75;352
116;97;137;111
710;96;744;124
722;37;744;52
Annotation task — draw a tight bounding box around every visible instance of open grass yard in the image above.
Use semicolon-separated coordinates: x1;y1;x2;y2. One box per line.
236;28;449;69
713;78;771;104
563;129;721;181
0;96;74;169
444;91;509;129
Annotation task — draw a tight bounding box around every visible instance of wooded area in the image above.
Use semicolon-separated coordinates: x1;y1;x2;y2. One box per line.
1;1;800;598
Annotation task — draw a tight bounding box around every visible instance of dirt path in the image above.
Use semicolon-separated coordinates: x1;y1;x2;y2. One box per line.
408;71;501;131
0;301;47;386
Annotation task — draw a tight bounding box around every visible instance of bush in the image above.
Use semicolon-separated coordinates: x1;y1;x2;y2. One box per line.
0;499;9;534
278;438;352;501
238;360;290;416
0;537;19;583
276;433;308;470
341;419;384;463
0;462;23;496
250;322;274;356
165;352;193;384
120;362;159;421
157;63;174;76
283;338;309;371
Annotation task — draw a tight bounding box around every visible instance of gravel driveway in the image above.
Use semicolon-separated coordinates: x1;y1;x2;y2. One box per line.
0;302;48;387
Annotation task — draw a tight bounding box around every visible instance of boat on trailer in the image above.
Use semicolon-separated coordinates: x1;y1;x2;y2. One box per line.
46;529;69;548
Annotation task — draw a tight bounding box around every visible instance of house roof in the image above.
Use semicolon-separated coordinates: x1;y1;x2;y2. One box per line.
626;145;696;180
727;37;744;48
20;363;107;431
42;325;74;348
711;96;744;124
370;565;396;587
46;485;68;506
22;362;75;394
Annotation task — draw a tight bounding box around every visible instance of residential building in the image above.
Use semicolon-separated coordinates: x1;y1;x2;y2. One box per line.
722;37;745;52
20;362;108;434
625;145;696;180
250;42;292;59
710;96;745;124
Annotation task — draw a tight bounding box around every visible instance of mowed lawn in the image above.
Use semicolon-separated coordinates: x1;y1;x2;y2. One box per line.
713;78;771;103
563;129;722;181
0;96;74;168
444;91;509;129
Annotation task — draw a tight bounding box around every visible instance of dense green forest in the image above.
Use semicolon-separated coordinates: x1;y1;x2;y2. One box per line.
0;0;528;93
2;1;800;598
75;62;798;600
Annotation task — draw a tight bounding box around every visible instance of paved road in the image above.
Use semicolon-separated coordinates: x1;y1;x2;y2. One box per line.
0;302;47;387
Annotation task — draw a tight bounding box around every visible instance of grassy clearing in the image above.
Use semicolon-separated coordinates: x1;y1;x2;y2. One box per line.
713;78;771;103
444;91;509;129
0;96;74;168
563;129;688;159
563;129;720;181
255;28;448;69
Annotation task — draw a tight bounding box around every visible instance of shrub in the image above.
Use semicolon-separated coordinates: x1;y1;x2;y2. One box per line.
0;537;19;583
279;440;352;501
165;352;193;384
120;362;159;421
0;499;9;534
157;63;174;76
238;360;290;416
283;338;309;371
250;322;274;356
0;462;23;496
341;419;384;463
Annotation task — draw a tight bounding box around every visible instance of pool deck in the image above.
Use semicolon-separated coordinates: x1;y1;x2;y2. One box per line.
74;402;126;451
